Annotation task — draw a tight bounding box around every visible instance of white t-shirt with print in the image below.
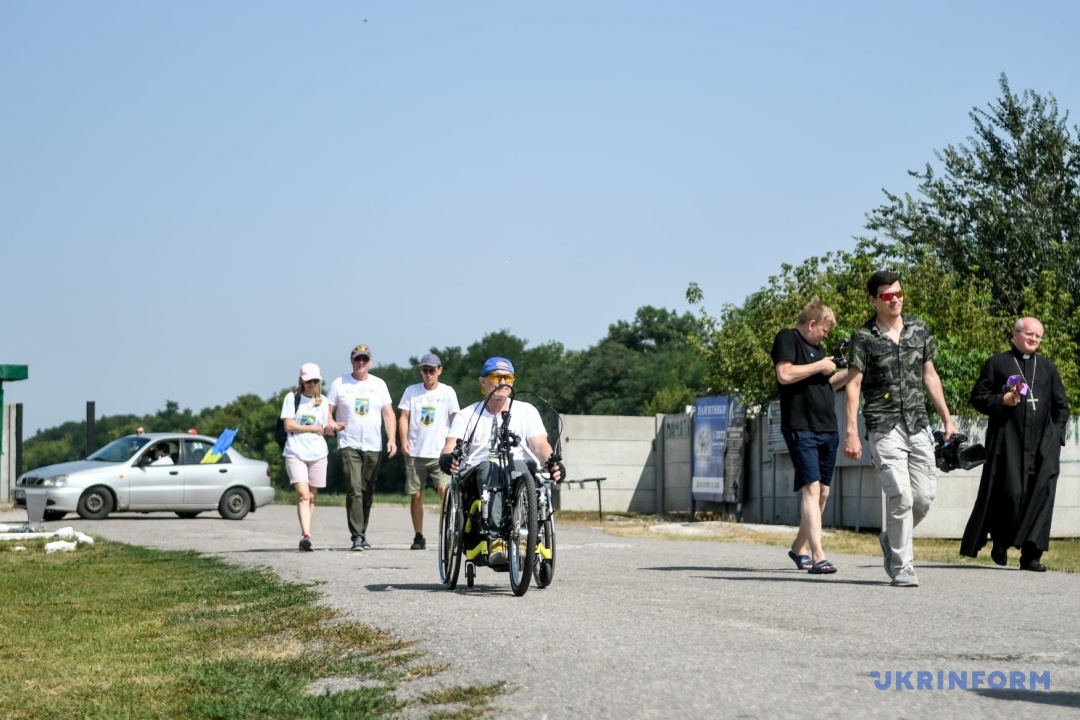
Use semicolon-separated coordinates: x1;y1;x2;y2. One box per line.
448;399;547;467
280;392;330;462
398;382;460;458
327;373;393;452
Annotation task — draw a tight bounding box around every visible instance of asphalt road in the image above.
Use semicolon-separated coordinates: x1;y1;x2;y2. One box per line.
6;504;1080;719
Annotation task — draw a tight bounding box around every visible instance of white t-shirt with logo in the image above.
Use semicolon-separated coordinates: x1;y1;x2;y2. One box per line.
448;399;547;467
280;392;330;462
327;374;393;452
398;382;460;458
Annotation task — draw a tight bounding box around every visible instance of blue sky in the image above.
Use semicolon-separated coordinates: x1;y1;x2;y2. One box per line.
4;1;1080;435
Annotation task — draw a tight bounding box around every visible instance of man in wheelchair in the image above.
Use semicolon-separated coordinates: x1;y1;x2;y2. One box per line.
440;356;564;566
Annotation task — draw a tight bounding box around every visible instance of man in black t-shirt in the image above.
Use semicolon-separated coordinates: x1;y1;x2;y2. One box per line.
771;298;849;575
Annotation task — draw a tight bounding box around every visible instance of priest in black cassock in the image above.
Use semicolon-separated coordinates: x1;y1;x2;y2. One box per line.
961;317;1070;571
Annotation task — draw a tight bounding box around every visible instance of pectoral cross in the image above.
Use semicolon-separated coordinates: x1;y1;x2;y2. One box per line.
1027;395;1039;409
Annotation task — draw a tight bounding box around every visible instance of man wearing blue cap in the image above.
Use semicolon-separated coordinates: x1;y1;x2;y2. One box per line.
440;356;564;565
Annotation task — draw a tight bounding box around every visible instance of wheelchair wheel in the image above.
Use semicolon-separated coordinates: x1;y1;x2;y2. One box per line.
466;562;475;588
508;473;538;597
438;484;463;588
535;513;556;588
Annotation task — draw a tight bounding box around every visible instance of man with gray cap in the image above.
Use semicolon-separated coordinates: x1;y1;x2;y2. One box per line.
398;353;460;549
327;343;397;551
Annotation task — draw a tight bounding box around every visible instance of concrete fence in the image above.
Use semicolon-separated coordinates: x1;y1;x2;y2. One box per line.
6;399;1077;538
554;391;1080;538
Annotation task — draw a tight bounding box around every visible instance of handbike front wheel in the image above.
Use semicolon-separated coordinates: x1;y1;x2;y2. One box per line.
439;484;463;588
535;513;556;588
508;473;538;597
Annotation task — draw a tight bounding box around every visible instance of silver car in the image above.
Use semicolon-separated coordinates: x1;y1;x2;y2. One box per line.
13;432;275;521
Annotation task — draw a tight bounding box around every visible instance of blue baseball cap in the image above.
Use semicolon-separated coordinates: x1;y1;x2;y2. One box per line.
481;356;515;376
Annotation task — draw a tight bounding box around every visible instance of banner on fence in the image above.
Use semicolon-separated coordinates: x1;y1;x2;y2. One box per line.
692;395;729;503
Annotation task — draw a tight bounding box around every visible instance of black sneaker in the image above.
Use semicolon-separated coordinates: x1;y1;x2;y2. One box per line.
350;537;365;552
299;536;313;552
411;534;426;550
359;536;372;550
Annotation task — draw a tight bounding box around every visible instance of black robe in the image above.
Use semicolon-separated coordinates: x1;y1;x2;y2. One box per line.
960;347;1070;556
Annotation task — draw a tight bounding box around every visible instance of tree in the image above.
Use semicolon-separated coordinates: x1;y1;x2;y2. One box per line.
689;77;1080;418
867;73;1080;327
554;307;709;416
687;241;1013;418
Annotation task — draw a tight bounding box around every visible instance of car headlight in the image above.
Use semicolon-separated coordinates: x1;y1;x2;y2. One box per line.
42;475;68;487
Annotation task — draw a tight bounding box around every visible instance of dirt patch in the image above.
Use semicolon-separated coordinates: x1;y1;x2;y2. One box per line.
647;521;801;538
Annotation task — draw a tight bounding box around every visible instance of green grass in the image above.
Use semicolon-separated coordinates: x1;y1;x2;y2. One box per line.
0;539;507;719
556;511;1080;573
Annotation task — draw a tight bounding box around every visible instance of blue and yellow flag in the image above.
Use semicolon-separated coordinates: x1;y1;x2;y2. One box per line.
201;428;238;464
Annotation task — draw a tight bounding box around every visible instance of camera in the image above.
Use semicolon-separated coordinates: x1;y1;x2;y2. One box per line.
932;431;987;473
832;338;850;369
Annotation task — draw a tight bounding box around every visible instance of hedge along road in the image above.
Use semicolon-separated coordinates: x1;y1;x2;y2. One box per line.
13;504;1080;719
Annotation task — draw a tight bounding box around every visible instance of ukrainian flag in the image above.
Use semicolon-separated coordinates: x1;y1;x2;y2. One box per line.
201;428;238;464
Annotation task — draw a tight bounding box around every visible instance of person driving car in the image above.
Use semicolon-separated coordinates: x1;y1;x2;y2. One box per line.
149;444;174;466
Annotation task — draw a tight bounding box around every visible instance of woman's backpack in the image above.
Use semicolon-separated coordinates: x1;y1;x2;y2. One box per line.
274;392;303;449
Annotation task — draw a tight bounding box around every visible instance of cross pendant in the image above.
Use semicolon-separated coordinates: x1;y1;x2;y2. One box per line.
1027;396;1039;409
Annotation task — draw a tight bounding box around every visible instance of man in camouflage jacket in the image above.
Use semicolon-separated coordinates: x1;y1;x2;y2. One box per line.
843;270;958;588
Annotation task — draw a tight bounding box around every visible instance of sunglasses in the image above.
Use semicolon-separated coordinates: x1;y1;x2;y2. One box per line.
304;379;321;385
352;356;370;362
875;290;904;301
486;373;515;384
420;367;438;374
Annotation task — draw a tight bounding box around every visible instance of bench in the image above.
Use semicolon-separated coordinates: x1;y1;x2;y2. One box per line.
565;477;606;520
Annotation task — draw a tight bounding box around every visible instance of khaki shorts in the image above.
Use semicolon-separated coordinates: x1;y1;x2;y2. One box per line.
405;456;450;494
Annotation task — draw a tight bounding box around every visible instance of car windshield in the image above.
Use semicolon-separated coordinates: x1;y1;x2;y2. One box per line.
87;436;151;462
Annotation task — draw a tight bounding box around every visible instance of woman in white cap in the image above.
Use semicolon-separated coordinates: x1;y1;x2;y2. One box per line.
282;362;331;551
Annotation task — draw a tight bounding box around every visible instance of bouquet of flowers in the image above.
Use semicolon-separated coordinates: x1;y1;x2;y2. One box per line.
1003;374;1029;396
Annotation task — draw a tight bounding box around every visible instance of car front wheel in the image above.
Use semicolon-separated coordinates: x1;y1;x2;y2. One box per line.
43;510;68;522
218;488;251;520
77;487;114;520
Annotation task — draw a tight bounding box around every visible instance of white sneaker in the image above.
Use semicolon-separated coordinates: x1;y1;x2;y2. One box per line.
890;567;919;587
879;531;896;579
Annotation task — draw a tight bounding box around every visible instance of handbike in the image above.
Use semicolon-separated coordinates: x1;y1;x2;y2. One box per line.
438;386;563;596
